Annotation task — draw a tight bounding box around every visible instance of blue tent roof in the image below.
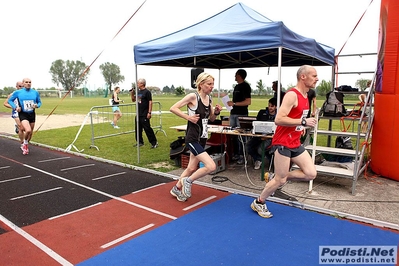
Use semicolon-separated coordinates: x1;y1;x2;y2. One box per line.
134;2;335;68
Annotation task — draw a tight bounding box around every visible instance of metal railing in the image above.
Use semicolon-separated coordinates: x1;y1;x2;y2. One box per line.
65;101;166;152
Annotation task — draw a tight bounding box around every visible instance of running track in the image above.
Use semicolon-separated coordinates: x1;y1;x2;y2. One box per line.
0;137;398;265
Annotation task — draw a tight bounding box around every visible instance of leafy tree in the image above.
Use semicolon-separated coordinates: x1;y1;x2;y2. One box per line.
256;79;266;96
315;80;332;96
99;62;125;93
49;59;89;91
163;85;171;93
175;86;185;96
355;78;370;91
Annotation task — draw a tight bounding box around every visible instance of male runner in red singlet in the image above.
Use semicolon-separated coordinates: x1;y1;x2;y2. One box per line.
251;65;318;218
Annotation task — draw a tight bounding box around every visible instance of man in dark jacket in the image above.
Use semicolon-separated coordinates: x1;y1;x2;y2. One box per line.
132;78;158;148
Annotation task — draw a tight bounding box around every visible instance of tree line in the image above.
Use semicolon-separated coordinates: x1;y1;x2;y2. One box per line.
0;58;372;97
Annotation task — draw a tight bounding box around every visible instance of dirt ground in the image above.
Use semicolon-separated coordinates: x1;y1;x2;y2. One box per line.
0;112;87;135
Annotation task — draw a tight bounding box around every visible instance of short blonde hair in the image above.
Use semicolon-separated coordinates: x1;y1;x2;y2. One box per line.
195;72;214;90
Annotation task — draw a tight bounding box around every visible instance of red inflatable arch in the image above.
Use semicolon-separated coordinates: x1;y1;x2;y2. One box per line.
371;0;399;180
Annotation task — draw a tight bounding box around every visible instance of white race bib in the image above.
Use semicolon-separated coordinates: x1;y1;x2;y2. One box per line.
201;118;208;138
22;100;35;111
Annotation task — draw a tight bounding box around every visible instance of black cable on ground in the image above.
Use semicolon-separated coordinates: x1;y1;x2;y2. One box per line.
211;175;399;204
211;175;262;191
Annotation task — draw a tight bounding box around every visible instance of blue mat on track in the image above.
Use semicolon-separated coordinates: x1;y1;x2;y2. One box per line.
79;194;399;266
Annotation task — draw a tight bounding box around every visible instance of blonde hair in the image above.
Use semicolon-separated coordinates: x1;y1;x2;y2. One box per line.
195;72;214;91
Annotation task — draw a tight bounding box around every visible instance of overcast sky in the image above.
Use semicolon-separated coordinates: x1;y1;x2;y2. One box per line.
0;0;380;91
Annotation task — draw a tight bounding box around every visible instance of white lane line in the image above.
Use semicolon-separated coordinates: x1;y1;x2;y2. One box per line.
101;223;155;249
183;196;217;211
38;157;70;163
0;166;10;170
23;164;177;220
49;202;102;220
0;175;31;184
131;183;165;193
92;172;126;181
0;214;73;266
10;187;63;201
60;163;96;171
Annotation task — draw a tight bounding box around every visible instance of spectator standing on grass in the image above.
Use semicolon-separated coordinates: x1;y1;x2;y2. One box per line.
3;81;25;147
251;65;318;218
111;86;123;129
132;78;158;148
169;72;222;201
226;69;252;164
8;78;42;155
247;97;277;170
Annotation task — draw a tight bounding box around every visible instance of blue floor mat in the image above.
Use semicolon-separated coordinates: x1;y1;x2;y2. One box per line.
79;194;399;266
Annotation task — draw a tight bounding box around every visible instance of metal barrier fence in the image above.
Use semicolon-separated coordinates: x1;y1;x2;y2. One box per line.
65;101;166;152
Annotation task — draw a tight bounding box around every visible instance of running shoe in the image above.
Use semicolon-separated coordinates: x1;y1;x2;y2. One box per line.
181;177;192;198
254;160;262;170
151;142;159;149
170;186;187;202
251;199;273;218
22;144;29;155
113;125;120;129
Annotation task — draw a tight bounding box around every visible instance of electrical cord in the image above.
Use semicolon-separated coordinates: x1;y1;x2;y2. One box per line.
211;175;263;191
210;175;399;204
279;176;399;203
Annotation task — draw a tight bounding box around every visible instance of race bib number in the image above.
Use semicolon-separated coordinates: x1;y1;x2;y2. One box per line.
22;100;35;111
201;118;208;138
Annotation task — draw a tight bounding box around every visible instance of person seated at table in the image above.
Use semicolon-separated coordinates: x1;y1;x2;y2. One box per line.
247;98;277;170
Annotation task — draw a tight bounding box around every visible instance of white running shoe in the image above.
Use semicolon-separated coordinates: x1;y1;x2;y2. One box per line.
251;199;273;218
254;160;262;170
181;177;192;198
170;186;187;202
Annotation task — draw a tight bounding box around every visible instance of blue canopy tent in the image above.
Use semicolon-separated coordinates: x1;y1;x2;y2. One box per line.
134;2;335;69
132;2;335;162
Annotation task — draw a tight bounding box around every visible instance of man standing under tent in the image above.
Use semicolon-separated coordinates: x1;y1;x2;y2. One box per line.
227;69;252;164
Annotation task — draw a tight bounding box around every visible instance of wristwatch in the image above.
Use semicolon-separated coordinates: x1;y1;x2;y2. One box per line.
301;117;307;126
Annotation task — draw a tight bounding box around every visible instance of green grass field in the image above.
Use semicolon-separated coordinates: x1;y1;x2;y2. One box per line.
1;94;361;173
